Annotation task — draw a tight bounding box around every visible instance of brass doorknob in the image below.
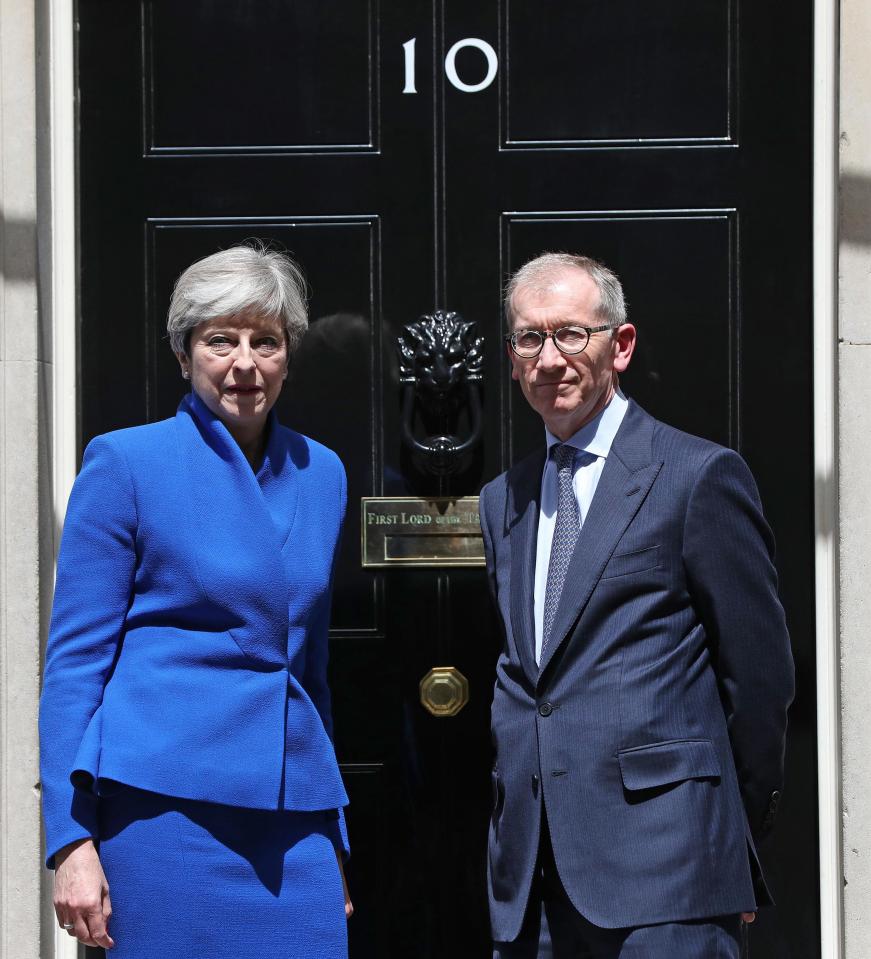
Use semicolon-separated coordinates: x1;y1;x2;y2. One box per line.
419;666;469;717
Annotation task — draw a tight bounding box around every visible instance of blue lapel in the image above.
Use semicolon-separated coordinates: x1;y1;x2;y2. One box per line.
256;416;301;553
175;392;291;667
507;449;546;688
536;402;663;680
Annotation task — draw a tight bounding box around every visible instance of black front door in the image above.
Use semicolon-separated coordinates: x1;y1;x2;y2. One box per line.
79;2;816;956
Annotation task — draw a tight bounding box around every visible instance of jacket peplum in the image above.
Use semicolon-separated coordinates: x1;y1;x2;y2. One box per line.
39;392;349;866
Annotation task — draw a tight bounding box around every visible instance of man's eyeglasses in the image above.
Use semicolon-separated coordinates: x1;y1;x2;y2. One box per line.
504;324;616;359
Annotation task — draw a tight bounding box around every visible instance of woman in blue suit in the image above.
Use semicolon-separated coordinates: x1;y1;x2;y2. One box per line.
40;244;352;956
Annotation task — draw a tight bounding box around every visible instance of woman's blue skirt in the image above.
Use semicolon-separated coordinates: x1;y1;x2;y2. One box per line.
98;785;347;958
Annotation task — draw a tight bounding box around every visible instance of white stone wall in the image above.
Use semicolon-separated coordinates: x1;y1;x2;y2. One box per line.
840;0;871;956
0;0;48;956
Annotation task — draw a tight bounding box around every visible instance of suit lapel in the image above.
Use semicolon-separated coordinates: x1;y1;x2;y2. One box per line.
256;418;300;553
507;449;545;687
537;403;662;679
176;393;290;666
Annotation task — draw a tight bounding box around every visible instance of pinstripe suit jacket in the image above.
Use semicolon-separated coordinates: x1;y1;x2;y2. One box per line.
479;399;794;940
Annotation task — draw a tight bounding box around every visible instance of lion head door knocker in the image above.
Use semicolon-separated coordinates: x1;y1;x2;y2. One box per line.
396;311;484;477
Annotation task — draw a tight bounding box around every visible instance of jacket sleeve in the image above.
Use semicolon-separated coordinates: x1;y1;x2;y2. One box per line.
302;458;349;857
682;447;795;839
39;435;138;867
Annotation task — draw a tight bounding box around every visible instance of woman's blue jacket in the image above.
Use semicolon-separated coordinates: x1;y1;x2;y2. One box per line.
39;392;349;865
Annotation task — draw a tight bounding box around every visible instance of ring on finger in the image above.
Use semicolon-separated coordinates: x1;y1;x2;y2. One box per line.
62;923;74;931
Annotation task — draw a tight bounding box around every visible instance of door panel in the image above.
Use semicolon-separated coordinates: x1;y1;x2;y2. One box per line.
504;0;735;145
501;211;737;452
145;0;377;153
79;1;816;956
146;218;381;632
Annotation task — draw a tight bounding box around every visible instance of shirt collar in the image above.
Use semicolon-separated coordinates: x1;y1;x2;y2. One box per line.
544;388;628;461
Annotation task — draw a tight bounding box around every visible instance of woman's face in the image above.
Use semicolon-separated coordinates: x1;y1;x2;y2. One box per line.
178;313;289;435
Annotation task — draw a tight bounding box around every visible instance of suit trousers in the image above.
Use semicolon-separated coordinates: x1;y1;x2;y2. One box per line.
493;813;743;959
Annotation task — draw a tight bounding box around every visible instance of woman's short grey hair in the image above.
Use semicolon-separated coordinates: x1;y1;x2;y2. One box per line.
504;252;627;331
167;243;309;355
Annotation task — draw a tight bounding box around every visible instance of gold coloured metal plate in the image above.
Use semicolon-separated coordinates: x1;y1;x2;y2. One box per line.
419;666;470;718
360;497;484;567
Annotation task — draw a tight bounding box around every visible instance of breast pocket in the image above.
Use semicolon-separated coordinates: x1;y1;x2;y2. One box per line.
601;545;661;580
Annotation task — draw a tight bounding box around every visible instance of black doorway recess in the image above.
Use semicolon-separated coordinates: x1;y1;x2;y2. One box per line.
78;2;816;956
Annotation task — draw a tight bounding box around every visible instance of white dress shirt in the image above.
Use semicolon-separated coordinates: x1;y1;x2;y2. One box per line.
533;390;629;664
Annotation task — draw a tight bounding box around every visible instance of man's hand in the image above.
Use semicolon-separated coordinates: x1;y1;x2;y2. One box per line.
741;912;756;923
54;838;115;949
335;848;354;919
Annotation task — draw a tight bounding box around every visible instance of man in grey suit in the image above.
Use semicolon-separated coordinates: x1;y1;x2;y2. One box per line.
479;253;794;957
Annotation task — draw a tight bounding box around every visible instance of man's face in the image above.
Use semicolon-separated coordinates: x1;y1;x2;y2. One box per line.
508;269;635;440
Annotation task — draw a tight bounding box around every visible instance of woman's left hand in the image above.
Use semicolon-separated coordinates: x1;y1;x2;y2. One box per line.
335;849;353;919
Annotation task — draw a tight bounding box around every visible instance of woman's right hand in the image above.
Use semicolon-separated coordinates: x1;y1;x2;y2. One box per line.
54;838;115;949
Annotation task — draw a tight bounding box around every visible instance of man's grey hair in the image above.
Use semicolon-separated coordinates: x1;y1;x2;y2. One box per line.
167;243;309;355
504;252;627;331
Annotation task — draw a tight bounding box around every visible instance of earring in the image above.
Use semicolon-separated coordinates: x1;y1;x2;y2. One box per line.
182;370;190;380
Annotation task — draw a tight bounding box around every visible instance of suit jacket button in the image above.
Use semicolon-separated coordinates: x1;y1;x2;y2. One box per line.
538;702;553;717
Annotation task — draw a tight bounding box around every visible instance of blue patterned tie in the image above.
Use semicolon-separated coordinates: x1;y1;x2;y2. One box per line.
541;444;581;655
